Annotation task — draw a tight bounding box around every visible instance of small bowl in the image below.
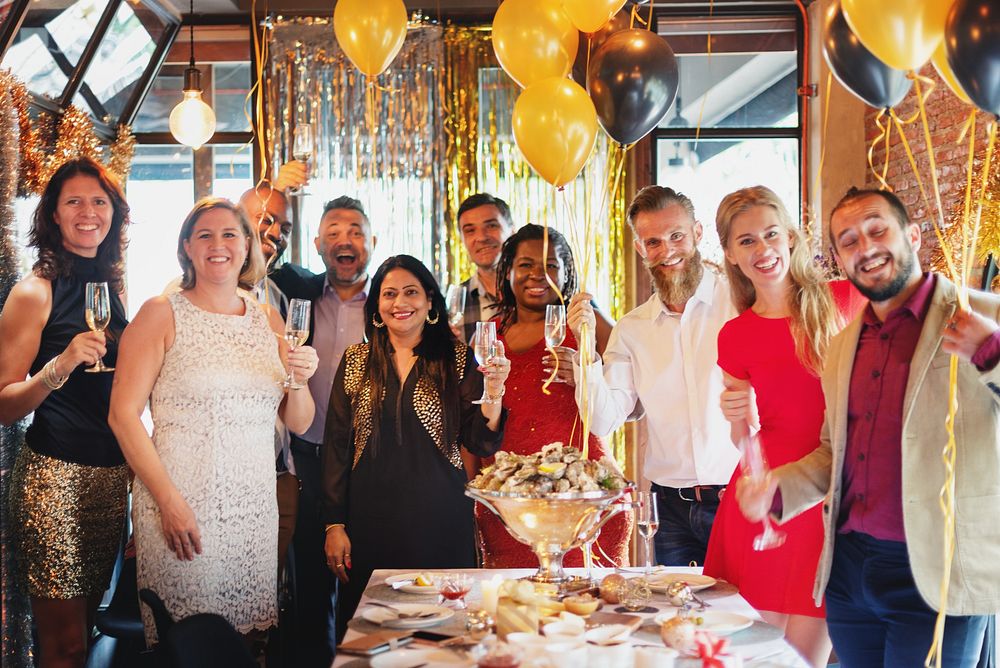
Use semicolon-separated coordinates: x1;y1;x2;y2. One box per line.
562;594;600;616
584;624;632;646
542;621;585;641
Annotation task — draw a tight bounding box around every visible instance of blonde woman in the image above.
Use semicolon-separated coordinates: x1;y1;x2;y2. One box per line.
703;186;863;667
109;198;317;646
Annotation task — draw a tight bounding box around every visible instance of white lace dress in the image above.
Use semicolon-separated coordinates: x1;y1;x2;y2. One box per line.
133;292;284;645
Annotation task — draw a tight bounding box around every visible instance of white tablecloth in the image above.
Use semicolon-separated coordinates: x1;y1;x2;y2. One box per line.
332;567;808;667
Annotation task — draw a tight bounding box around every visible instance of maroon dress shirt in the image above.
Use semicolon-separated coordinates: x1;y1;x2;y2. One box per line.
840;273;1000;541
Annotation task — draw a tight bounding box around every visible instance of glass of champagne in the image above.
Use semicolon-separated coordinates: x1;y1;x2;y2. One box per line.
289;123;313;196
282;298;310;389
446;285;467;329
84;282;113;373
544;304;566;348
635;491;659;572
740;433;787;551
473;321;498;405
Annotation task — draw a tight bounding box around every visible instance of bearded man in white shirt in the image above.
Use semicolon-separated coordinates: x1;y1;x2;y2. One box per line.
569;185;741;566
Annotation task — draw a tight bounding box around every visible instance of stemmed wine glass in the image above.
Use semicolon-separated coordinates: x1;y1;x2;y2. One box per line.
282;298;310;389
289;123;314;196
635;491;659;573
473;321;500;405
84;282;113;373
544;304;566;348
446;285;467;329
740;433;787;551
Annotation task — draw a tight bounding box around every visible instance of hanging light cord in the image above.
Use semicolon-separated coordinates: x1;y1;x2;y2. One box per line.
188;0;195;68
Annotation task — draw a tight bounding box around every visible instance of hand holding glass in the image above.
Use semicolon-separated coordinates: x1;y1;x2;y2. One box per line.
739;433;786;551
84;282;113;372
473;321;501;405
283;298;310;389
446;285;467;328
289;123;313;196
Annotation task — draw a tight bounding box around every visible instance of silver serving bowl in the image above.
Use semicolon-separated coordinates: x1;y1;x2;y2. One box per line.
466;484;632;584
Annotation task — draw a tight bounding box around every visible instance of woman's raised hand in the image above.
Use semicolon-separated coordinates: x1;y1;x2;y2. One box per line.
59;330;108;374
286;344;319;385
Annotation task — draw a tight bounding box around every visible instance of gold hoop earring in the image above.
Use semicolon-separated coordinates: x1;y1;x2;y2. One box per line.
372;314;385;329
426;309;439;325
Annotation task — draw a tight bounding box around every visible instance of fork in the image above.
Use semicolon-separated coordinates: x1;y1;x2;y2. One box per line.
364;600;437;619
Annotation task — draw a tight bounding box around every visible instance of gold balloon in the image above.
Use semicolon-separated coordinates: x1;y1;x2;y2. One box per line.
842;0;951;71
333;0;408;77
561;0;628;34
513;77;598;187
492;0;579;88
931;41;973;104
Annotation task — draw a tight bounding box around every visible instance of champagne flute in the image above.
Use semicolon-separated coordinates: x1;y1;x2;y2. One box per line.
740;433;787;551
446;285;467;329
282;298;310;389
544;304;566;348
635;491;659;573
473;321;498;405
84;282;113;373
289;123;313;196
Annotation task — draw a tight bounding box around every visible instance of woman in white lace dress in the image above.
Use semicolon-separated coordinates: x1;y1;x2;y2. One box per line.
109;198;318;645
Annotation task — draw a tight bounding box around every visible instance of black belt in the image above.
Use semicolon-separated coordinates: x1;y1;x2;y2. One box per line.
290;435;321;459
655;483;726;504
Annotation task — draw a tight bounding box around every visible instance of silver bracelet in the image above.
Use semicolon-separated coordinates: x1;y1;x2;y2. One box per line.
41;356;69;391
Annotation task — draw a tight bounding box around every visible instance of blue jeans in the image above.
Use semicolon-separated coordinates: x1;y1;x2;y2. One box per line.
651;484;720;566
826;531;989;668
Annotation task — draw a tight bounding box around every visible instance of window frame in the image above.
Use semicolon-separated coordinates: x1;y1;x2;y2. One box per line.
651;3;806;207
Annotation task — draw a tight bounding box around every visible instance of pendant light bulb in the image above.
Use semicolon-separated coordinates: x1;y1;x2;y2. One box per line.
169;66;216;149
169;2;216;150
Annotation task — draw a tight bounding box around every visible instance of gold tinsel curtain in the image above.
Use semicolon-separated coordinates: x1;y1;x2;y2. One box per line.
266;21;626;320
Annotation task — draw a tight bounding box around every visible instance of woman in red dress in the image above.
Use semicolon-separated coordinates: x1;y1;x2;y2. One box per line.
474;224;632;568
704;186;865;668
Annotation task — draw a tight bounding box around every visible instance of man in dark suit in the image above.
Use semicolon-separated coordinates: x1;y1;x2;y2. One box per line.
270;195;375;662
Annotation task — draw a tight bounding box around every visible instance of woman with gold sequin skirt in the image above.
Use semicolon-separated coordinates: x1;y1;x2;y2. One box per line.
321;255;511;637
0;158;131;668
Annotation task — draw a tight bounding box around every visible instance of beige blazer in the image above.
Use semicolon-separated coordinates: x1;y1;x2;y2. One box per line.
777;275;1000;615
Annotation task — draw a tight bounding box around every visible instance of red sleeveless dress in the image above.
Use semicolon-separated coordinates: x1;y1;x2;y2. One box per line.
475;329;632;568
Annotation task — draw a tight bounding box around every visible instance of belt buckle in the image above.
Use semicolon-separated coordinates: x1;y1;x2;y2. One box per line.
677;487;696;502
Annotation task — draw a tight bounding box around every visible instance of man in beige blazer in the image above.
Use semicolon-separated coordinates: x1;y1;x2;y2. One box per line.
738;187;1000;667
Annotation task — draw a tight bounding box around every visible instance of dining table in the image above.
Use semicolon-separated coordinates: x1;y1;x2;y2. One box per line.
331;567;809;667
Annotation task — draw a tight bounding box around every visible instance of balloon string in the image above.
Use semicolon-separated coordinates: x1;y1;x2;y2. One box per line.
811;72;833;205
558;187;589;463
540;217;564;397
959;111;977;287
910;73;950;281
866;108;891;191
963;118;995;287
694;0;712;146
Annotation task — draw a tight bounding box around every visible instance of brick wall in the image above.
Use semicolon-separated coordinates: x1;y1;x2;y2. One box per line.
863;64;984;271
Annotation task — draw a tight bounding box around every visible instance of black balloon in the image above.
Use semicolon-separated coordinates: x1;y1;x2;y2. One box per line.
822;1;912;109
571;8;632;87
587;29;679;145
946;0;1000;116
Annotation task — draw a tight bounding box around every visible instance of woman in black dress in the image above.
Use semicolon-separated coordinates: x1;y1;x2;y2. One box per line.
322;254;510;631
0;157;130;667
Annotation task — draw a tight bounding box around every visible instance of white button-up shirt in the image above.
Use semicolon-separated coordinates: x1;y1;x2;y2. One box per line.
574;269;740;487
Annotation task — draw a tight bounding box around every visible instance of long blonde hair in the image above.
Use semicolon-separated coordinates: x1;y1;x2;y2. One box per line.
716;186;840;375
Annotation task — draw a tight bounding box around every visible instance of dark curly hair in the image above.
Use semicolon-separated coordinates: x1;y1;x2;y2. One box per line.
28;157;129;293
494;224;577;334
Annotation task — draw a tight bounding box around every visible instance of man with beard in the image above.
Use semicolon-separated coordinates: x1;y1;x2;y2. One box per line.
737;187;1000;666
456;193;514;342
567;185;740;565
270;195;376;664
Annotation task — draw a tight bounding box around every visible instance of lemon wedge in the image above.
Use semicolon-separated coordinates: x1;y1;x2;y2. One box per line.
415;573;434;587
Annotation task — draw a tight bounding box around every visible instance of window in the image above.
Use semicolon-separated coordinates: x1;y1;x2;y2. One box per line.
654;12;801;262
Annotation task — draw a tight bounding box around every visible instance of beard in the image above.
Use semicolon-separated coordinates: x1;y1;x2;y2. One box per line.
849;248;917;302
646;248;704;305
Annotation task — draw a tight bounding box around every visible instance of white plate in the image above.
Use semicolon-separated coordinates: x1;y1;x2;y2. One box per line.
653;610;754;635
361;603;454;629
648;572;717;593
370;647;472;668
384;572;441;594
